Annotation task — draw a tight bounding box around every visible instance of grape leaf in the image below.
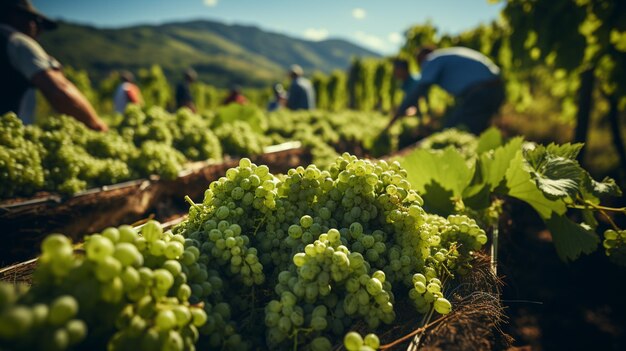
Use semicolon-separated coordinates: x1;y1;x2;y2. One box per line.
476;127;503;154
505;151;566;219
584;175;623;199
481;136;524;191
422;181;456;216
462;183;492;210
399;146;474;197
545;143;584;160
523;142;583;169
545;214;599;262
529;156;584;200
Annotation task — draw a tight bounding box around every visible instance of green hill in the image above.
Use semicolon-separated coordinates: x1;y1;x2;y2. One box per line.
39;20;380;87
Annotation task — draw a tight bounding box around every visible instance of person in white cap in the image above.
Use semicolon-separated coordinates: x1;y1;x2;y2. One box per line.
286;64;316;110
0;0;107;131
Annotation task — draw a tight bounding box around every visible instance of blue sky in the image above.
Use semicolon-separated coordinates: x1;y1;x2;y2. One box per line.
32;0;503;54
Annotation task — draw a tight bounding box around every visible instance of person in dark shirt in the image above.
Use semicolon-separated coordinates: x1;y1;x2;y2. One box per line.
393;58;421;118
175;68;197;112
0;0;107;131
387;46;505;135
286;65;316;110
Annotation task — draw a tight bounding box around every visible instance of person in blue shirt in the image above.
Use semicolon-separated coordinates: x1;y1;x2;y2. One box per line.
286;64;316;110
387;46;505;135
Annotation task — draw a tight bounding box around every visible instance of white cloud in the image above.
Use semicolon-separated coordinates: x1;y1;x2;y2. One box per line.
388;32;403;45
303;28;330;41
203;0;218;7
354;31;387;52
352;8;366;20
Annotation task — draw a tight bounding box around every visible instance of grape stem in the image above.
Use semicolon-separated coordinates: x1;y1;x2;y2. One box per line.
569;201;626;214
379;312;452;350
490;223;499;276
571;200;623;231
253;215;267;236
184;195;202;212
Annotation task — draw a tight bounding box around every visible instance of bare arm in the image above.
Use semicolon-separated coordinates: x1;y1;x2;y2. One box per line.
181;101;197;113
32;69;108;131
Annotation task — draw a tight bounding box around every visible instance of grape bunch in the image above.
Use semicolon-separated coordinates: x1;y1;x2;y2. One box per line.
129;141;185;180
0;105;227;199
172;154;487;350
170;108;222;161
0;285;87;351
264;229;395;347
214;120;269;157
343;331;380;351
0;113;44;198
1;221;206;351
603;229;626;266
418;128;478;160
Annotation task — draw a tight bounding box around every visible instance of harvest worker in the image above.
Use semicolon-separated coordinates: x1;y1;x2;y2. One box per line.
286;64;316;110
267;83;286;112
386;46;504;135
113;70;143;114
222;85;248;106
175;68;198;113
393;58;421;118
0;0;108;131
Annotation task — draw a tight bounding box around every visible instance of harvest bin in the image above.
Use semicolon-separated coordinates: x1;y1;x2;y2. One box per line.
0;143;310;264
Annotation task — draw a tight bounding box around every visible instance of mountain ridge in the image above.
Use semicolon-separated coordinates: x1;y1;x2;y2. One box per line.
39;19;381;88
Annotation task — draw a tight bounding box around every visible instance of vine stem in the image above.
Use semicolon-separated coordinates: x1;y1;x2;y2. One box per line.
490;223;499;276
379;313;453;350
571;201;622;231
569;201;626;214
598;209;621;231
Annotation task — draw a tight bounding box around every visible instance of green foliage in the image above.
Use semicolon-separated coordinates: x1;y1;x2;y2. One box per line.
138;65;171;109
396;128;624;264
212;104;267;132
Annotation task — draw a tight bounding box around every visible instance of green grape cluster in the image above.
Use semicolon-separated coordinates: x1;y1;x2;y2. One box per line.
266;110;420;165
0;284;87;351
409;272;451;314
0;105;226;199
171;108;222;161
265;230;394;346
0;113;44;198
2;221;205;351
343;331;380;351
603;229;626;266
214;120;269;157
130;141;185;180
173;154;487;350
418;128;478;160
117;106;223;162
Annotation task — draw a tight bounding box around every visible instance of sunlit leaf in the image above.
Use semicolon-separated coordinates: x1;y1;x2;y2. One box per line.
545;214;599;262
505;151;566;219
